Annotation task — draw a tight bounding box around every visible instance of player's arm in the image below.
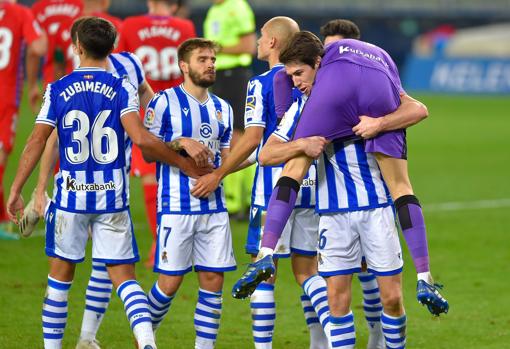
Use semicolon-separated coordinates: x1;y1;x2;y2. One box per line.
259;135;327;166
353;94;428;139
138;81;154;110
219;33;257;56
25;13;48;112
7;124;53;223
33;129;58;216
167;138;214;168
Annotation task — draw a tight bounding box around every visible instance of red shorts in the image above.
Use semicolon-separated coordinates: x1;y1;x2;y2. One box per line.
130;144;156;177
0;105;19;154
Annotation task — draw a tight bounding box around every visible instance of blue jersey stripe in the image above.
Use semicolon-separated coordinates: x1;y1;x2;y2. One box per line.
175;88;192;210
109;55;128;80
323;153;338;209
333;142;359;208
301;186;311;206
86;169;96;211
119;52;143;86
104;169;115;210
354;141;379;206
68;171;77;210
211;95;226;143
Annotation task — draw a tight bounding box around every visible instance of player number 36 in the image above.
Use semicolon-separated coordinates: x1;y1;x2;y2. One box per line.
63;110;119;165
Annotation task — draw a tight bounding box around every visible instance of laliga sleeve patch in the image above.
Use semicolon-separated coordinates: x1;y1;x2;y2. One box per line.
144;108;155;127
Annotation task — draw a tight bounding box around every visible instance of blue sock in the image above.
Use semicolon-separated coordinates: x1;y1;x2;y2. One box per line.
42;276;72;349
381;312;407;349
147;281;174;331
330;311;356;348
195;288;223;349
250;283;275;349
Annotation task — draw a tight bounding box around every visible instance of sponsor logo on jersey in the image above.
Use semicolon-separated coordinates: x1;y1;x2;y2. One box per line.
182;107;189;116
65;177;116;192
199;123;213;138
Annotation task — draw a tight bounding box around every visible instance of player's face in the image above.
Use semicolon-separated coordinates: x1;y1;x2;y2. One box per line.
324;34;344;46
257;25;272;61
285;61;319;96
186;48;216;88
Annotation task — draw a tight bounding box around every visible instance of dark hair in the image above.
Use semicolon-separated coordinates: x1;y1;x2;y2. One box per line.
70;17;87;45
74;17;117;59
320;19;361;40
279;31;324;68
178;38;218;63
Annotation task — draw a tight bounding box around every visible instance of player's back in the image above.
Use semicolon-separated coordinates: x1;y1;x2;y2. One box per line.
32;0;82;85
118;15;196;93
37;69;138;213
0;3;41;105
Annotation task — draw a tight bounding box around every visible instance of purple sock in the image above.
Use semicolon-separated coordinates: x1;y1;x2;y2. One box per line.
273;68;294;118
261;176;300;250
395;195;430;273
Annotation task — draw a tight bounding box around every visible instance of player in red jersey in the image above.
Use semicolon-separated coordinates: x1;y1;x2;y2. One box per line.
54;0;123;78
31;0;82;87
0;0;46;234
118;0;196;266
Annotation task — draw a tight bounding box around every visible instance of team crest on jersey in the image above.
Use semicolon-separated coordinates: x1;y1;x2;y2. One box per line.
216;110;222;121
162;251;168;263
83;74;94;80
144;108;155;127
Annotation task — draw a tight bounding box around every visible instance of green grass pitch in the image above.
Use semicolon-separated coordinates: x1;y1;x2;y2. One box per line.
1;92;509;348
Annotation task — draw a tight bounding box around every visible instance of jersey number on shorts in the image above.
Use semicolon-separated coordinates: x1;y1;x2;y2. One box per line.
318;228;327;250
63;109;119;165
0;27;13;70
162;227;172;248
135;46;180;81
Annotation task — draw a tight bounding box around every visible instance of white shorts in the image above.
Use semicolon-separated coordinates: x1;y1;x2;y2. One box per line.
154;212;236;275
317;205;403;277
45;203;138;264
245;207;319;258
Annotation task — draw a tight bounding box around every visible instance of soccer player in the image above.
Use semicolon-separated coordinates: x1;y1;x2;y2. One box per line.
118;0;197;266
0;0;47;236
143;38;236;349
270;21;449;317
263;31;407;349
6;17;193;349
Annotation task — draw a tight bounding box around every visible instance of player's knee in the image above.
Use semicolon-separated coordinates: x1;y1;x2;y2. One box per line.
157;276;182;296
394;194;421;229
380;287;404;314
274;176;300;202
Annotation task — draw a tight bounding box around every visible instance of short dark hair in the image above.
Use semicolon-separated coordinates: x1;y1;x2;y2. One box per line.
178;38;218;63
320;19;361;40
70;17;87;45
279;31;324;68
74;17;117;59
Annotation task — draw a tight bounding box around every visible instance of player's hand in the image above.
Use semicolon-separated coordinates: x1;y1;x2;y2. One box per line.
28;85;42;113
177;138;215;168
6;192;24;225
181;157;214;179
190;172;222;198
300;136;328;158
34;189;48;217
353;116;383;139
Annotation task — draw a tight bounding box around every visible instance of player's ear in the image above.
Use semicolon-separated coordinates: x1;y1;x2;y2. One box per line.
314;56;322;69
178;59;188;75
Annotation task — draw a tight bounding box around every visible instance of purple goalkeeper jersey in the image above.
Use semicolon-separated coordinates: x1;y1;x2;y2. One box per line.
293;39;404;145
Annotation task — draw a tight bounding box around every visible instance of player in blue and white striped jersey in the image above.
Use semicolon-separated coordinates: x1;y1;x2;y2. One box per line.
143;38;236;349
7;18;195;349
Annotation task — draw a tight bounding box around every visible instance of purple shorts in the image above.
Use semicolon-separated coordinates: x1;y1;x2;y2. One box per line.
293;60;403;158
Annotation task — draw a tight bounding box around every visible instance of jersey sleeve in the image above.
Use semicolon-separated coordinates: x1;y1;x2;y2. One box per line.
127;52;145;87
233;0;255;35
220;103;234;148
244;78;265;129
22;7;43;44
144;93;168;140
119;79;140;117
273;98;304;142
35;84;57;127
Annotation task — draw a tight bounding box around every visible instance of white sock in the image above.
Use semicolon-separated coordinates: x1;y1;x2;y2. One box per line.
330;311;355;349
258;247;274;259
300;293;329;349
381;312;407;349
417;272;433;283
43;276;72;349
251;283;275;349
194;288;223;349
358;272;384;349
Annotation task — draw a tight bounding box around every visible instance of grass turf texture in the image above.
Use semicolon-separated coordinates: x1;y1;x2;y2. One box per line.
1;93;509;348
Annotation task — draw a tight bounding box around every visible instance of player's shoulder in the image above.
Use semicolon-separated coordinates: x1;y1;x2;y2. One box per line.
1;2;29;16
110;51;142;67
122;15;147;27
208;92;231;109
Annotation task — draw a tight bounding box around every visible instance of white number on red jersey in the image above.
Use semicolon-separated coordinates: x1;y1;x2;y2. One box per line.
135;45;180;81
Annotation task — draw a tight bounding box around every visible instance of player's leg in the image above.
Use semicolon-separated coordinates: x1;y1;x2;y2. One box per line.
0;107;17;236
358;206;406;348
43;205;89;349
357;266;384;349
376;275;407;349
326;275;356;349
290;209;330;349
374;153;448;315
193;212;237;349
148;214;194;331
93;211;155;349
76;261;112;349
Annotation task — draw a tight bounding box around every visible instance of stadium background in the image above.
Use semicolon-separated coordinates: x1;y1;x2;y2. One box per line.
2;0;510;348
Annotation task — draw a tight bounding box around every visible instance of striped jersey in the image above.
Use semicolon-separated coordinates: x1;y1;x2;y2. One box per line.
36;68;139;213
144;85;233;214
244;64;284;208
273;96;315;208
316;139;392;213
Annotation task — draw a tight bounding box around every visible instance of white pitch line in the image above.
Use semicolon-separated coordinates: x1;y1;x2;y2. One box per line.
424;198;510;212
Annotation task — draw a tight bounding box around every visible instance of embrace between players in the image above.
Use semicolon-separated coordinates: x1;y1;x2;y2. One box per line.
6;13;448;349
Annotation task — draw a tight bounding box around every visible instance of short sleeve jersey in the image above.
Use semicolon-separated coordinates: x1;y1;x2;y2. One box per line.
144;85;233;215
118;15;196;94
203;0;255;70
31;0;83;85
0;3;43;108
36;68;139;213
